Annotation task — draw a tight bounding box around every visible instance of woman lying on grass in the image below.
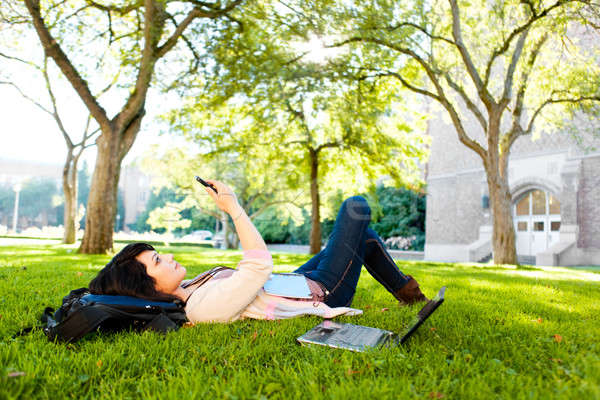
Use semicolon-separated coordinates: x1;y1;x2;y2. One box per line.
89;180;428;323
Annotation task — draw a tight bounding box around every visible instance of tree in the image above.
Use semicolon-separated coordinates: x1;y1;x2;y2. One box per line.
0;53;98;244
168;8;429;253
322;0;600;264
147;202;191;239
139;145;307;249
133;186;184;233
4;0;245;253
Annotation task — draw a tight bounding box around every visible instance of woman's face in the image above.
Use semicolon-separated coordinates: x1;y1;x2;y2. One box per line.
136;250;187;294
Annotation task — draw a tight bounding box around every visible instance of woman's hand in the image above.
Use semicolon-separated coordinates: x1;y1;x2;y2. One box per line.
202;179;242;216
204;179;267;253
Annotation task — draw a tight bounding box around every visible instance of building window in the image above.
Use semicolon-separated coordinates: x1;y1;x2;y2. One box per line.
516;196;529;216
533;221;544;231
517;221;528;231
551;221;561;231
531;190;546;215
549;195;560;214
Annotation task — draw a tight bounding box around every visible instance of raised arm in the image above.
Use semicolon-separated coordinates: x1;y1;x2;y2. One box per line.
202;179;267;252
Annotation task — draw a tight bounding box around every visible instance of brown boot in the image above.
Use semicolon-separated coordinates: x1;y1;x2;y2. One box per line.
393;276;428;305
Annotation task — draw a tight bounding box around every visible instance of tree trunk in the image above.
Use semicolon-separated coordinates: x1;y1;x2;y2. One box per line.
78;132;122;253
487;174;517;264
62;153;78;244
62;149;82;244
227;229;239;249
220;211;230;249
308;149;321;254
483;110;517;265
485;114;517;265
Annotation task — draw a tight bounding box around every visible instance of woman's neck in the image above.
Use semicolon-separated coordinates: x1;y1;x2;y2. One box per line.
173;286;192;302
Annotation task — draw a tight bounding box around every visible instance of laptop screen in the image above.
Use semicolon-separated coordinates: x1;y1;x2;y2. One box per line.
396;286;446;344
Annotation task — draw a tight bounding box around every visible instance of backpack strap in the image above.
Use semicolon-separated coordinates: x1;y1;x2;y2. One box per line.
45;304;115;342
13;307;56;339
142;312;180;333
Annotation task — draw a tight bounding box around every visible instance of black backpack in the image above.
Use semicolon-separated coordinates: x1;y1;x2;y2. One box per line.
18;288;188;342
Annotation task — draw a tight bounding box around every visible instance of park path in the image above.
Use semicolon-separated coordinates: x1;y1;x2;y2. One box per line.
267;243;424;261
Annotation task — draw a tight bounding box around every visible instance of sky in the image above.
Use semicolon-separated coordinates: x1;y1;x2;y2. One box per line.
0;83;178;171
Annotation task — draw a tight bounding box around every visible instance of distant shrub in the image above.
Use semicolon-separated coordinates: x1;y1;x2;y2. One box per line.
370;185;425;251
384;236;417;251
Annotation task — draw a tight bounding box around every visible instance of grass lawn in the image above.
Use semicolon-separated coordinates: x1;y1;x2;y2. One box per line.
0;241;599;399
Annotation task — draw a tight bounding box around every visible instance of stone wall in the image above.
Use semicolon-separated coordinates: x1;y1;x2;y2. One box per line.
426;112;484;176
426;171;486;245
579;156;600;249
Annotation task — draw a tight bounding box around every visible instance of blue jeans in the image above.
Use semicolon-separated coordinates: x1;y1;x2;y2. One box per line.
294;196;411;308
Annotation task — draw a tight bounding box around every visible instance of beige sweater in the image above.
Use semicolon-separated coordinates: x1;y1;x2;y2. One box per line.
185;249;362;323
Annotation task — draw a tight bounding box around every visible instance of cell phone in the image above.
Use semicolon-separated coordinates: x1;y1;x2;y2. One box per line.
194;176;218;193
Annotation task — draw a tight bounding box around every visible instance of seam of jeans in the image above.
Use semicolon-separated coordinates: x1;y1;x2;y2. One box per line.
365;238;408;290
365;238;402;272
329;259;353;296
363;262;395;293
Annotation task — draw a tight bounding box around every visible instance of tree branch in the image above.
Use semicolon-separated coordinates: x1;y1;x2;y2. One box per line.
449;0;494;107
165;13;201;67
248;199;293;220
0;80;52;116
193;204;222;220
116;0;168;130
332;34;488;161
381;21;456;46
121;0;243;129
77;117;101;149
365;69;489;161
41;56;73;149
156;8;204;58
375;69;442;101
187;0;245;14
84;0;142;15
500;28;530;107
526;95;600;134
483;0;569;87
0;51;40;70
503;33;549;150
315;141;340;153
444;73;487;131
24;0;111;132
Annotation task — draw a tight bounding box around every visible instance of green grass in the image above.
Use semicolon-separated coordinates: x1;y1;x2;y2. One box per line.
0;242;599;399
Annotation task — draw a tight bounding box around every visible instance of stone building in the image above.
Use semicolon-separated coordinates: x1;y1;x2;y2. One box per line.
424;109;600;266
0;158;63;186
119;166;152;230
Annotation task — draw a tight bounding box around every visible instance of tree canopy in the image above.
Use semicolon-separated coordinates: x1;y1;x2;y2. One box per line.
158;3;430;252
296;0;600;263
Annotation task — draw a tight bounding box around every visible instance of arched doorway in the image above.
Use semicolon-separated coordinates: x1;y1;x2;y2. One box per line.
514;189;561;256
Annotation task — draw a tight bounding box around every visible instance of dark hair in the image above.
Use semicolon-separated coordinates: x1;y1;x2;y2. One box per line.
89;243;181;303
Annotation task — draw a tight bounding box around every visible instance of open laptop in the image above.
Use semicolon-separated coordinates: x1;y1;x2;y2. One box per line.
297;286;446;352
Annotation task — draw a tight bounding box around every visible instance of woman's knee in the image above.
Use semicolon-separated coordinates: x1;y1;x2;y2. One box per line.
342;196;371;220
